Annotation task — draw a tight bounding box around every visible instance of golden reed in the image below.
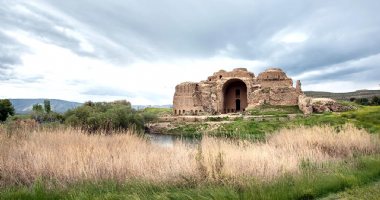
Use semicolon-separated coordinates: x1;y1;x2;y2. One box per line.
0;124;378;186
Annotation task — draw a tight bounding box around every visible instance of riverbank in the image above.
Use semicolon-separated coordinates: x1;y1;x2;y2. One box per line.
1;125;380;199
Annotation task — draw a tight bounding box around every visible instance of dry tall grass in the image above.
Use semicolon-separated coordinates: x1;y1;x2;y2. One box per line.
0;124;379;187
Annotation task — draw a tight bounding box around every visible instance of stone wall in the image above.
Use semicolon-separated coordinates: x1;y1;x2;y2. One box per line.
173;82;203;115
249;87;299;107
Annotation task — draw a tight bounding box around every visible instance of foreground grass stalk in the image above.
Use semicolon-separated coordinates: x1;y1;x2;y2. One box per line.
0;124;378;188
1;155;380;200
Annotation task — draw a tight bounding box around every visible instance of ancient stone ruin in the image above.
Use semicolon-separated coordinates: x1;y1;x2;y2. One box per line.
173;68;303;115
298;94;356;115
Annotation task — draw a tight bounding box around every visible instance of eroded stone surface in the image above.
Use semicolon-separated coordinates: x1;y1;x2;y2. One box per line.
173;67;303;115
298;95;356;114
298;95;313;115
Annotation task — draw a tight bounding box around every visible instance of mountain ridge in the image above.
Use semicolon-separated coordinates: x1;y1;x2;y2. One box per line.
304;90;380;101
10;99;82;114
9;99;172;114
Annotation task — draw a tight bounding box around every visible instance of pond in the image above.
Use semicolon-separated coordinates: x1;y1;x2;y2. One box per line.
145;133;199;147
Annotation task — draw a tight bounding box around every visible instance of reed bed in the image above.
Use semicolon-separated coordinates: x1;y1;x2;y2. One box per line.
0;124;378;187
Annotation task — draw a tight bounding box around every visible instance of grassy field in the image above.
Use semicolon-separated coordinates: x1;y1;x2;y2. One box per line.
248;105;302;116
321;180;380;200
2;155;380;200
140;107;172;116
167;106;380;139
167;123;208;138
1;124;380;199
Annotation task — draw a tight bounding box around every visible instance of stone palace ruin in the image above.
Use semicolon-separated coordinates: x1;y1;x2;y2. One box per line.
173;68;303;115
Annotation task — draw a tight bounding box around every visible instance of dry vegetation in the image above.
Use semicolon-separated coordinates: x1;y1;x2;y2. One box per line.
0;124;379;187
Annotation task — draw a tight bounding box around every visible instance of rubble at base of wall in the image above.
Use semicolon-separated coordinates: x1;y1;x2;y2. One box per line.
298;95;356;114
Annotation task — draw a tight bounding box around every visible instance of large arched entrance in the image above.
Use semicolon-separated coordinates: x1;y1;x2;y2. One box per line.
222;79;247;113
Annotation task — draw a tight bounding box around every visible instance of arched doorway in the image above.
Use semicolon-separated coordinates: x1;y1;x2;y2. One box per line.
236;99;241;111
222;79;247;113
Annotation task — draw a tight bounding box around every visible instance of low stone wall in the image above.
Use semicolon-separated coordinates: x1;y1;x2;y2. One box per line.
157;113;300;123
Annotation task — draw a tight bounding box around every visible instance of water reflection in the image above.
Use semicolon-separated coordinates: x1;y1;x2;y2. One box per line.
145;133;199;148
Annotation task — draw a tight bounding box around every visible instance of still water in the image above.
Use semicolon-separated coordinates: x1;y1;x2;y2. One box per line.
145;133;199;147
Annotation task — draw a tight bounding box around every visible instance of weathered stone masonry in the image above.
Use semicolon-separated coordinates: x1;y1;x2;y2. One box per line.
173;68;303;115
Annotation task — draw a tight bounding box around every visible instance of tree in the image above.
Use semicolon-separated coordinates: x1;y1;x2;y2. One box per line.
44;99;51;113
361;98;369;105
0;99;15;121
32;104;43;112
371;96;379;105
32;104;44;123
64;100;144;133
31;101;62;123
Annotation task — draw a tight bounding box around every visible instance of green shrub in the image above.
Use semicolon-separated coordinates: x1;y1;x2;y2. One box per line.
371;96;379;105
0;99;15;122
355;98;369;105
31;100;63;123
64;100;152;133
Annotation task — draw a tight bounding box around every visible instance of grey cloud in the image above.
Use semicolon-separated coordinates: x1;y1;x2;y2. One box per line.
0;31;28;80
0;32;26;66
300;53;380;85
0;68;14;81
303;67;371;84
273;30;380;76
38;0;308;62
0;1;98;58
19;75;44;83
0;30;44;82
43;1;380;72
1;0;380;92
264;2;380;79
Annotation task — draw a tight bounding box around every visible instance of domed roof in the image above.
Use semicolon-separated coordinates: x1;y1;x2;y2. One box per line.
233;68;248;71
257;68;289;80
176;82;198;86
265;67;283;72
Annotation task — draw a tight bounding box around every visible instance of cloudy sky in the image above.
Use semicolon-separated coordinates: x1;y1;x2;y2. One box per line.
1;0;379;104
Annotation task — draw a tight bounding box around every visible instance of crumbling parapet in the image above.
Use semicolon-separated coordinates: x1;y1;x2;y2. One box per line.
296;80;302;93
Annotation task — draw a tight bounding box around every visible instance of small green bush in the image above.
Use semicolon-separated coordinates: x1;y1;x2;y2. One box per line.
64;100;153;133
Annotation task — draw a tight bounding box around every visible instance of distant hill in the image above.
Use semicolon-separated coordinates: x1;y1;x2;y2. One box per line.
304;90;380;101
10;99;82;114
9;99;172;114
